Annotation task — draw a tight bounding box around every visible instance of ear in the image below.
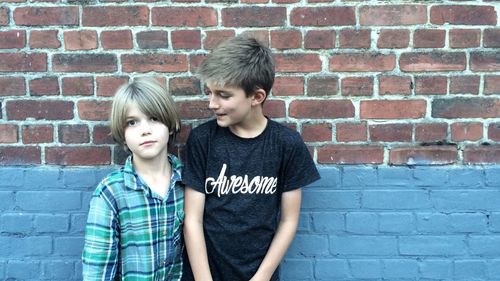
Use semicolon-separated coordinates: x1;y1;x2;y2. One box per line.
251;89;267;106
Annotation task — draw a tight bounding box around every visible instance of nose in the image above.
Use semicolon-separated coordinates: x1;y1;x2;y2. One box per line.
141;119;152;135
208;94;218;110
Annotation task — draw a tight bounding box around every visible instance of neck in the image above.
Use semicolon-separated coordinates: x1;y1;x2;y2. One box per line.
229;111;268;138
133;153;171;179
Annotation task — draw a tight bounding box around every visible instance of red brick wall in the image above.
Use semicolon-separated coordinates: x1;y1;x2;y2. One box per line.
0;2;499;166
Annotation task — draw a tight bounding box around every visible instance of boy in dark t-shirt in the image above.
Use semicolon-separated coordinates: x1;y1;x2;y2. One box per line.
182;35;320;281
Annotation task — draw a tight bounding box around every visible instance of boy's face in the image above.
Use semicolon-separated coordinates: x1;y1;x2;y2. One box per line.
124;103;170;162
205;82;255;129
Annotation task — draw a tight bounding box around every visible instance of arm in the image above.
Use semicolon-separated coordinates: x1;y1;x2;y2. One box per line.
82;195;120;281
250;188;302;281
184;186;213;281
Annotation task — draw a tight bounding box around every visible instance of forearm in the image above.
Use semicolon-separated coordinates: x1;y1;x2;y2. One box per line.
251;219;298;281
184;219;213;281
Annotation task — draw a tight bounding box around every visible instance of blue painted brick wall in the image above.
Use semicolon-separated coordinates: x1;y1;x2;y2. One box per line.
1;166;499;281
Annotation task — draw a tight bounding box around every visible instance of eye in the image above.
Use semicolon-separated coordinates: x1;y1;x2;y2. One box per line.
150;116;159;122
126;119;137;127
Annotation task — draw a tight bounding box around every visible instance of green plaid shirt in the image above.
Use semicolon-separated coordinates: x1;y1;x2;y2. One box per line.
82;154;184;281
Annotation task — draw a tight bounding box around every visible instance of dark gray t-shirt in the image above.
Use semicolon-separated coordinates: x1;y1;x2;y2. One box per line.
182;119;320;281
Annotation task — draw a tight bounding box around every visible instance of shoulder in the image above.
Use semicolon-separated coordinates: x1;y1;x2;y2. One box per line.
186;119;218;144
92;168;126;199
267;119;303;145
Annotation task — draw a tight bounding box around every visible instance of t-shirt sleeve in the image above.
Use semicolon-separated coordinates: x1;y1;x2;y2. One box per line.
282;133;320;192
182;129;208;193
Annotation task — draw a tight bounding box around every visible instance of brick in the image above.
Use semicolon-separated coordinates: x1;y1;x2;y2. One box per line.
316;259;349;279
71;213;88;233
450;75;479;95
304;30;335;49
400;52;466;72
379;75;412;95
471;52;500;71
77;100;111;121
0;191;14;211
339;29;371;49
83;6;148;26
7;100;73;120
389;146;457;165
43;260;74;279
370;124;412;142
0;7;8;26
489;123;500;141
270;30;301;49
341;77;373;96
58;124;90;144
336;122;367;142
46;147;111;165
0;53;47;72
14;7;78;26
54;236;84;256
415;76;447;95
414;29;445;48
172;30;201;49
0;124;18;143
420;260;453;279
0;30;26;49
413;167;449;187
431;5;497;25
432;98;499;118
96;76;129;97
281;259;313;281
366;190;432;209
317;145;384;164
30;30;60;49
287;234;329;257
331;236;397;255
61;76;93;96
432;190;500;211
121;54;187;73
361;100;426;119
351;260;382;279
291;7;355;26
152;7;217;27
274;54;321;73
346;212;378;234
93;125;113;144
450;213;487;233
377;29;409;48
137;31;168;49
272;77;303;96
464;145;500;164
454;260;487;279
34;214;69;233
262;100;286;118
0;146;41;165
64;30;98;51
169;77;200;96
289;100;354;119
330;53;395;72
311;212;344;232
415;123;448;142
101;30;132;50
484;29;500;48
485;76;500;95
177;100;212;120
360;5;426;26
379;213;414;233
22;125;53;144
449;29;480;48
307;76;338;96
451;122;483;141
29;76;59;96
202;30;235;50
383;260;418;278
416;212;449;233
0;77;25;96
53;54;116;72
301;123;332;142
5;261;40;279
223;7;285;27
1;213;32;233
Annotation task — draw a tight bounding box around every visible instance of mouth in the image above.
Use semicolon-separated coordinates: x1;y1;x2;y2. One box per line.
140;141;156;146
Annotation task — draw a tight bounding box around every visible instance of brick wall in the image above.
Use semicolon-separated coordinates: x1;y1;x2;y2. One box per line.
1;1;500;281
0;2;498;165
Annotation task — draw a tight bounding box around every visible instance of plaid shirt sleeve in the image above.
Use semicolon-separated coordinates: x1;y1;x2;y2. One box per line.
82;192;120;281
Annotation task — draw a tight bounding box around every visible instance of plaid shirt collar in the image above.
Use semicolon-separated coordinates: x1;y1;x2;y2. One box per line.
122;154;183;194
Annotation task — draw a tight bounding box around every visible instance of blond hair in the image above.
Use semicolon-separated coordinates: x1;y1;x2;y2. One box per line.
110;78;180;149
197;35;275;97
